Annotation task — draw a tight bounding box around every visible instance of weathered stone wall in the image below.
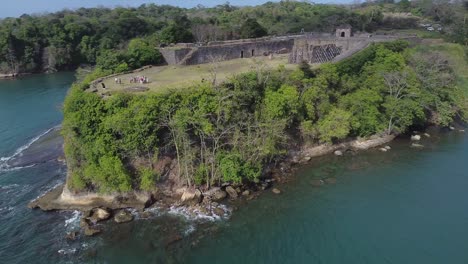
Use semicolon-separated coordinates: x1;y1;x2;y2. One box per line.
160;48;192;65
160;32;409;66
289;37;380;64
182;39;295;65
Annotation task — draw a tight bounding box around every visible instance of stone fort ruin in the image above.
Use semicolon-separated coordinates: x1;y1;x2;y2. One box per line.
160;26;410;66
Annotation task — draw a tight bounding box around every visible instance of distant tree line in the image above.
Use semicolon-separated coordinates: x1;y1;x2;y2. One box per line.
0;1;465;74
0;2;394;74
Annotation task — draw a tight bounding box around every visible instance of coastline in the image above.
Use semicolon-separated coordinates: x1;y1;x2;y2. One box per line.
29;133;397;220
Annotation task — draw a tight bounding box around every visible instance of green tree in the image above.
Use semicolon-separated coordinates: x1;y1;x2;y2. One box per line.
125;38;162;68
316;108;352;143
239;18;268;39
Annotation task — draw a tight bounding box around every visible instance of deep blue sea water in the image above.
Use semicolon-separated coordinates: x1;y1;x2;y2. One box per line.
1;73;467;263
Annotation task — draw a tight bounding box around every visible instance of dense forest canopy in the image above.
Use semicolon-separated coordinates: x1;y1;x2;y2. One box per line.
0;0;466;74
63;41;468;193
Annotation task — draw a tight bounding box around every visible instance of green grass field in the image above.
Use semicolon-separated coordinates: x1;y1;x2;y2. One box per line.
93;54;295;95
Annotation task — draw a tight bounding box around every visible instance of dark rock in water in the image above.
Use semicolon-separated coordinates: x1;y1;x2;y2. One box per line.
213;207;225;216
259;181;271;191
310;179;324;187
225;186;238;199
165;234;183;247
84;226;101;236
272;188;281;194
82;210;92;218
66;231;78;241
80;217;90;228
140;211;153;219
114;210;134;223
324;177;337;184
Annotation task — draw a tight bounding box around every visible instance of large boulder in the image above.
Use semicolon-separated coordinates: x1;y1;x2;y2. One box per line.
89;207;111;223
204;188;227;202
180;188;202;205
225;186;238;199
114;210;134;223
310;179;324;187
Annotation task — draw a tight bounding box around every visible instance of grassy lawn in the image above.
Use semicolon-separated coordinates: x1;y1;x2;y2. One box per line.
93;54;295;95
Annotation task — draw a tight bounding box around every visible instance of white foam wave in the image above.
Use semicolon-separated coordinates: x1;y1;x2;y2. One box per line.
58;248;77;255
64;210;82;228
168;203;231;222
0;206;14;213
0;184;19;190
0;125;60;172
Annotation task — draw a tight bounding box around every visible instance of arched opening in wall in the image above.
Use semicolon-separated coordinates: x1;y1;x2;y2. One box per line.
241;50;244;58
340;31;345;37
251;49;255;57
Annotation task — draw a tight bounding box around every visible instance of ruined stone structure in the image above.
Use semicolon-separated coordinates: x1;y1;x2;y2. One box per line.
336;25;352;38
288;35;374;64
160;37;295;66
160;27;409;66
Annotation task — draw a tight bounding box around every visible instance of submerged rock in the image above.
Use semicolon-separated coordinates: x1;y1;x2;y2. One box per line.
310;179;324;187
114;210;134;223
225;186;238;199
84;226;101;236
423;133;431;138
213;207;225;216
272;188;281;194
411;143;424;148
324;177;337;184
66;231;78;241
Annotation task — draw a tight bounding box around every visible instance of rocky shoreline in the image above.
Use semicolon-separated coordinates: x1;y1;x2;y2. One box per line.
28;132;405;237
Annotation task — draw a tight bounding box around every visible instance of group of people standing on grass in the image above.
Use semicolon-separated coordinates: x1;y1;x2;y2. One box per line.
130;76;149;84
114;77;122;84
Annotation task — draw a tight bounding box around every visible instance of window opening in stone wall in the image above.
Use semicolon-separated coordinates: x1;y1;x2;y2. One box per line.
340;31;345;37
251;49;255;57
241;50;244;58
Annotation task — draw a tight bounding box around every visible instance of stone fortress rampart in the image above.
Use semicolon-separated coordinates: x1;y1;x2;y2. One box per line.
159;26;416;66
